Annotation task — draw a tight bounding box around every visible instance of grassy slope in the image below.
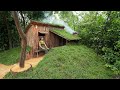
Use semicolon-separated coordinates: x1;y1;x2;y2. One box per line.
0;47;21;65
4;44;113;79
0;46;31;65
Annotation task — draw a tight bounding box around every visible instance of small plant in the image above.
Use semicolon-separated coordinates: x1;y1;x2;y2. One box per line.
104;63;113;68
111;67;120;75
102;47;117;64
105;63;120;75
114;41;120;50
114;61;120;70
26;46;31;53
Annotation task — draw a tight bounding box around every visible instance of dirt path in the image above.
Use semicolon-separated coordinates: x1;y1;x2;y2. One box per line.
0;64;13;79
0;55;44;79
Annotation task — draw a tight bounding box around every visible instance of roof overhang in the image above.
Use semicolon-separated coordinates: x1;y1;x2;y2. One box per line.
25;20;65;34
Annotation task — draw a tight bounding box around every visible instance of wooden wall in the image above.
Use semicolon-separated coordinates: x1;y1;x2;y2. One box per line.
26;24;65;58
26;25;38;57
49;32;66;48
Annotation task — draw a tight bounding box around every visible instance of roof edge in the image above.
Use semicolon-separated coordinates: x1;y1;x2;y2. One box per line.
25;20;65;34
31;20;65;28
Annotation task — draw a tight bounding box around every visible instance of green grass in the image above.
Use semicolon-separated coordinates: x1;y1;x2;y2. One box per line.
50;29;80;40
4;44;113;79
0;46;31;65
0;47;21;65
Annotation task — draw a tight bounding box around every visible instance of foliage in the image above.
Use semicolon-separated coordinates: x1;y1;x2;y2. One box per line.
77;11;120;75
26;46;31;53
102;47;119;64
19;11;46;30
0;11;20;51
4;44;113;79
26;11;45;20
105;64;120;75
114;61;120;70
59;11;79;31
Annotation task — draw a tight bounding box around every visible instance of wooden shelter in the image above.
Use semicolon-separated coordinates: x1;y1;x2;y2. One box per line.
25;20;80;58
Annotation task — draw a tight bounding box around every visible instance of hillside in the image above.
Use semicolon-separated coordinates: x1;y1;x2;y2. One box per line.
4;44;113;79
0;46;31;65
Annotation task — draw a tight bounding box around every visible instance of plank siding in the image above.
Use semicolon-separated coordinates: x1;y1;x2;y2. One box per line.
26;23;66;58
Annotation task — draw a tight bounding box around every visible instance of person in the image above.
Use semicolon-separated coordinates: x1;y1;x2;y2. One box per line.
39;37;49;53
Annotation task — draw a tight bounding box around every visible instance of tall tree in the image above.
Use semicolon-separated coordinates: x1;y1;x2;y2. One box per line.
0;11;13;50
11;11;27;68
59;11;79;31
4;12;12;49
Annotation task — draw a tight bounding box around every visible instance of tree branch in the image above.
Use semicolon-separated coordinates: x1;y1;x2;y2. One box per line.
20;11;26;30
11;11;26;39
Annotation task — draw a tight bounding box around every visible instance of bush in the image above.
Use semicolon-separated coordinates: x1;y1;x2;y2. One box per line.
77;11;120;76
102;47;118;64
105;63;120;75
114;61;120;70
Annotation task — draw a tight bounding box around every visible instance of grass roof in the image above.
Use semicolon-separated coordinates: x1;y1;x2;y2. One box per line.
50;29;80;41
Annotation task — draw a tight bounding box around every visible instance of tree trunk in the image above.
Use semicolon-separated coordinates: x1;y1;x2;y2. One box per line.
20;39;27;67
11;11;27;68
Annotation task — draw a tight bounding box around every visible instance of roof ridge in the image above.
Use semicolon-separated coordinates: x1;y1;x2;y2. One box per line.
25;20;65;34
30;20;65;28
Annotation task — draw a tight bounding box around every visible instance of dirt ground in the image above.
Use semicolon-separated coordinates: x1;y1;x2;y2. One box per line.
0;55;44;79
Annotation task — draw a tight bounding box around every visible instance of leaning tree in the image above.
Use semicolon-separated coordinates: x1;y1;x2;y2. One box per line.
11;11;27;68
